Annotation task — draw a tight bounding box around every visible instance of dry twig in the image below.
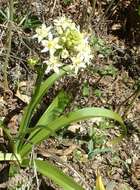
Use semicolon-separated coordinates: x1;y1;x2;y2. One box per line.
3;0;14;91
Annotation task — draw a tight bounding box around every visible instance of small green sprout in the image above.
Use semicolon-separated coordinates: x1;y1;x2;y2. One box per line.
90;36;112;57
63;0;73;5
94;89;102;98
27;57;39;66
82;82;90;97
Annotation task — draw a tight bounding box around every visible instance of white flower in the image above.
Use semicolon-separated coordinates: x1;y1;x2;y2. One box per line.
61;49;69;59
56;26;63;35
75;37;92;65
71;54;86;74
54;16;76;31
79;45;93;64
33;16;93;75
32;24;51;42
44;56;62;74
41;33;62;55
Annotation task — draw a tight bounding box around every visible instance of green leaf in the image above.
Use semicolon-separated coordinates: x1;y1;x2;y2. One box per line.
137;5;140;16
88;148;112;159
82;83;90;97
0;123;16;153
19;107;126;158
63;0;73;5
96;171;106;190
23;16;41;29
17;91;70;152
22;159;84;190
18;66;70;139
0;152;21;162
37;91;70;127
98;65;118;77
0;118;4;125
0;9;8;21
9;164;21;178
94;89;102;98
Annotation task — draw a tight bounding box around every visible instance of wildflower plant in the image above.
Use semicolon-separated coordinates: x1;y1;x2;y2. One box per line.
0;16;126;190
33;16;93;74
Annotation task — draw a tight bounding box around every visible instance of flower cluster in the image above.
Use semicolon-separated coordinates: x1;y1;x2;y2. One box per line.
33;16;93;74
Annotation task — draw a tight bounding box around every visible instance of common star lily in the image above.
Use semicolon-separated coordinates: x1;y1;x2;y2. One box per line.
44;56;62;74
41;33;62;56
33;24;51;42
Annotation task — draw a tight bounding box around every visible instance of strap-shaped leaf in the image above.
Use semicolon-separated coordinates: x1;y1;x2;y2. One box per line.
19;66;70;135
96;170;106;190
19;108;126;158
0;123;16;153
22;159;84;190
0;152;21;162
17;66;70;152
37;91;70;127
17;91;70;151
